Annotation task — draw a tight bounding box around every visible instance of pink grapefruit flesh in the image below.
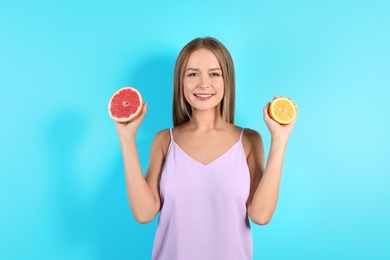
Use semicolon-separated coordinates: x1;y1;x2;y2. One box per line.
108;87;143;122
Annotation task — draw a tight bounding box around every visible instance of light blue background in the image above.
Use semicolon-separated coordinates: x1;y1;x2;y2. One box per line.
1;0;389;259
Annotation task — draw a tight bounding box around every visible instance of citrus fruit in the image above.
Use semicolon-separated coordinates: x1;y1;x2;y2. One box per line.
108;87;143;122
268;97;296;125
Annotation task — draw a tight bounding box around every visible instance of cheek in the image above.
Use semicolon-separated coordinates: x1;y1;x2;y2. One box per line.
217;81;225;95
182;82;192;101
183;80;190;92
183;91;191;101
183;77;198;87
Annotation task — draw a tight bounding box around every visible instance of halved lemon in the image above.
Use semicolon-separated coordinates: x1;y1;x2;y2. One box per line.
268;97;296;125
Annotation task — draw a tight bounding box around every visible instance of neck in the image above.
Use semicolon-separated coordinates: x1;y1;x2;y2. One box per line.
188;109;227;131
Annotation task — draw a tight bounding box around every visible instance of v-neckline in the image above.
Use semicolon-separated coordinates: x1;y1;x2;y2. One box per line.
172;139;240;166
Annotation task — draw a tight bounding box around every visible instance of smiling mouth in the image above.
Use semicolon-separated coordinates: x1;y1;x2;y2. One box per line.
194;94;214;101
194;94;214;98
194;93;214;101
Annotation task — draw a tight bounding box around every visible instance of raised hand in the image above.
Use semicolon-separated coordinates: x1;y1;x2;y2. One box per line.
115;103;148;140
263;96;297;141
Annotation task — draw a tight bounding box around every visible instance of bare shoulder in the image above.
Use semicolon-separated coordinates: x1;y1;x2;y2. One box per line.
242;128;264;157
152;128;171;158
146;129;171;180
154;128;171;142
243;128;262;141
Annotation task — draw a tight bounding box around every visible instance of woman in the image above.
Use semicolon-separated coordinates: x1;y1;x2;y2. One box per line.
114;37;297;259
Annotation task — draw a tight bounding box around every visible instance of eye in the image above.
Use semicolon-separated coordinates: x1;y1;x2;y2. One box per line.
210;72;221;77
187;73;198;77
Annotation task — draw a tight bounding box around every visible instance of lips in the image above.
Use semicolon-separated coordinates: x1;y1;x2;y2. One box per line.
195;94;213;98
194;93;214;101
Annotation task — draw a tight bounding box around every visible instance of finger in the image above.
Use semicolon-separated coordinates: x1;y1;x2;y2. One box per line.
263;102;271;118
114;120;126;127
139;103;148;119
134;103;148;122
114;120;128;132
263;101;270;111
139;103;148;116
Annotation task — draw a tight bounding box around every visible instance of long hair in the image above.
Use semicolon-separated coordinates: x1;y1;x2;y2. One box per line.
172;37;236;127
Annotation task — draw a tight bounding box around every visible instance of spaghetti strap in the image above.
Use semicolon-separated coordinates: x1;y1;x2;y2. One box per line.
239;128;245;140
169;128;174;140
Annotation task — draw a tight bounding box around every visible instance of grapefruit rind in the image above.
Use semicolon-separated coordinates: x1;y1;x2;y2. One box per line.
108;87;143;123
268;97;296;125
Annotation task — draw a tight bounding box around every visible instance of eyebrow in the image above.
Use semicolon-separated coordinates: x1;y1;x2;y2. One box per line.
186;68;222;71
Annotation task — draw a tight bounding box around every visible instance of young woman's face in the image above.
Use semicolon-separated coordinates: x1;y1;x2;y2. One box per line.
183;48;224;113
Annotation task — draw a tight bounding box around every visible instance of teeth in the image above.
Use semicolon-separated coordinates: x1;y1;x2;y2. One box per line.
195;94;213;98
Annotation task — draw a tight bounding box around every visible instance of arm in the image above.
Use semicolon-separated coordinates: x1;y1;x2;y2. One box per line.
115;104;167;223
247;98;297;225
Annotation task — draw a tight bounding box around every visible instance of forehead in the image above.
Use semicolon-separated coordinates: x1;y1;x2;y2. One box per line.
186;48;221;68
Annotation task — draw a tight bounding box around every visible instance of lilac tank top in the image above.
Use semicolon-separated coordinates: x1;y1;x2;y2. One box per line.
152;128;253;260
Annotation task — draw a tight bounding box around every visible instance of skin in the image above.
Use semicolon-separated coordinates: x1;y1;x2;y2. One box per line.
114;48;297;225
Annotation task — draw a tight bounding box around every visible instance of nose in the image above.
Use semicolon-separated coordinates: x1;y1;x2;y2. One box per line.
197;84;209;89
197;75;210;88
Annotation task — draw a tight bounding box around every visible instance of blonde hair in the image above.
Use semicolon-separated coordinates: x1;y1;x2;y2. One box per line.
172;37;236;127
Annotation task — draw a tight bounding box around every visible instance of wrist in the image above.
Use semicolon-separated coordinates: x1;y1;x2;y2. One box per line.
270;133;289;145
118;132;136;146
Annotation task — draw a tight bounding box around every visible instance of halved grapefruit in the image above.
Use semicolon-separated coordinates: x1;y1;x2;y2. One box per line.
108;87;143;122
268;97;296;125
